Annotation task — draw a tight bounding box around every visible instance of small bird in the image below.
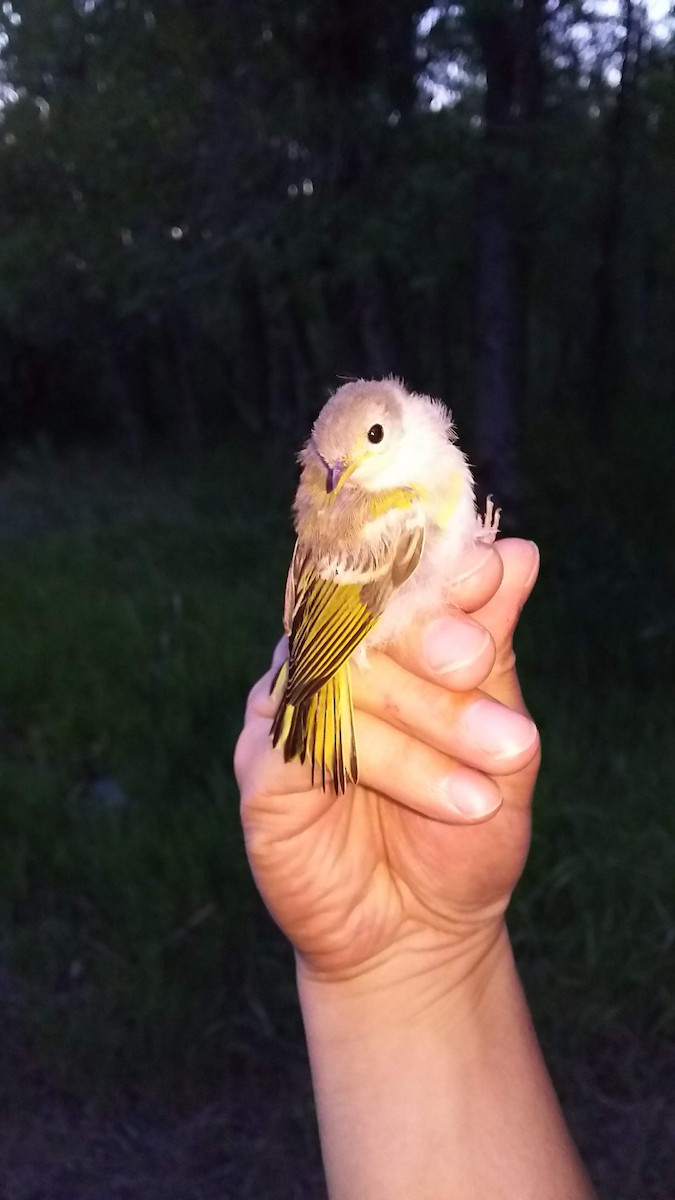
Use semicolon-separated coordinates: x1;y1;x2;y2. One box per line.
270;378;499;792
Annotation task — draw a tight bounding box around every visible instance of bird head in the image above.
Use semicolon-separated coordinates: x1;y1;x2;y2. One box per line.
300;378;458;495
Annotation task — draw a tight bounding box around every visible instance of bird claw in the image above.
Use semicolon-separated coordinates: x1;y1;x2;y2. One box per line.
476;496;501;544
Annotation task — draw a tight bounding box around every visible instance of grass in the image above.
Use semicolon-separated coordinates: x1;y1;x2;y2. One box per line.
513;405;675;1048
0;421;672;1107
0;442;297;1096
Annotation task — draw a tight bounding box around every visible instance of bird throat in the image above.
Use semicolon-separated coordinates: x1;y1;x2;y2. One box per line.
295;472;419;555
363;486;418;519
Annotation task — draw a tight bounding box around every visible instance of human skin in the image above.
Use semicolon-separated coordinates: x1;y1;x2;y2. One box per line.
235;539;596;1200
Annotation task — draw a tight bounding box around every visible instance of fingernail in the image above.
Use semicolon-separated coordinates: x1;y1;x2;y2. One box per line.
463;699;538;760
523;542;540;593
422;616;491;674
441;769;502;818
450;544;493;586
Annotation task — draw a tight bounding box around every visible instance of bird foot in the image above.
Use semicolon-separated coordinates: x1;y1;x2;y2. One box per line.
476;497;501;544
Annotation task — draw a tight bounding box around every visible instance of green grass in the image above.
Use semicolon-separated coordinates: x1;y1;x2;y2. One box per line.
0;425;672;1100
514;407;675;1046
0;443;297;1095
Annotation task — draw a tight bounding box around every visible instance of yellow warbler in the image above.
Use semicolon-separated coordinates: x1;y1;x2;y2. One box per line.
271;378;499;791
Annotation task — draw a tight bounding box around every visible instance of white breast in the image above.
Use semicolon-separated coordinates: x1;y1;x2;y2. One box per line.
365;482;479;648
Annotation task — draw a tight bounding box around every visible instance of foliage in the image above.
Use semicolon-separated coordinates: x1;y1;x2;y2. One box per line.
0;0;673;458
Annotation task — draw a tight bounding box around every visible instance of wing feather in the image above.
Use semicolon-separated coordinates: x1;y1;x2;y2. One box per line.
284;517;425;706
273;511;425;791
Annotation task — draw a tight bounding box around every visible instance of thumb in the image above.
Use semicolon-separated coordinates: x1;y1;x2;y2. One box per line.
474;539;540;711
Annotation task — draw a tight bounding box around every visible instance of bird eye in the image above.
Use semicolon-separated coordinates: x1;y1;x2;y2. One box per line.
367;423;384;444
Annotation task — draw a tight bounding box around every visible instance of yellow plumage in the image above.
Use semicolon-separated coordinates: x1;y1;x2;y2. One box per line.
270;378;499;792
271;659;357;792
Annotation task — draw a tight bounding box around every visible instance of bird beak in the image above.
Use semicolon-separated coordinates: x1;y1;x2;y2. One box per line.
326;460;356;494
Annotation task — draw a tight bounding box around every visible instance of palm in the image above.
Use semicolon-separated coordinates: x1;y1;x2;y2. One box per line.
237;539;539;977
242;754;533;976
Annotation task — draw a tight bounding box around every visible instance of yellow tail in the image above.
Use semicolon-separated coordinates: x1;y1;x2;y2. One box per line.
270;660;358;793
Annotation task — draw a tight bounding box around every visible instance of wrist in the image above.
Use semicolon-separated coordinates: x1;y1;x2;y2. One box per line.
296;920;511;1042
297;926;595;1200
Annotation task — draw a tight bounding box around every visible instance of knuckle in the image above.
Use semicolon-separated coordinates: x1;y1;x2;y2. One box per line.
245;673;274;721
426;683;461;732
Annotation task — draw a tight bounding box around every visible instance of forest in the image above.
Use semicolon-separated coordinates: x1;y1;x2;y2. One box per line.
0;1;673;1197
1;0;674;497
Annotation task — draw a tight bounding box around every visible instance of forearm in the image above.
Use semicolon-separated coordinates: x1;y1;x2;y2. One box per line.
297;928;595;1200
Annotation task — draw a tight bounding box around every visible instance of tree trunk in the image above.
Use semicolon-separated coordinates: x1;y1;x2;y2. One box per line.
356;268;398;379
105;328;145;465
514;0;546;415
471;12;526;517
590;0;644;443
468;0;546;520
473;158;521;513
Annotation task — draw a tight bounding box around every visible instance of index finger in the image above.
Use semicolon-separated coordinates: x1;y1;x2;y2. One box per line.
445;543;504;612
379;543;503;690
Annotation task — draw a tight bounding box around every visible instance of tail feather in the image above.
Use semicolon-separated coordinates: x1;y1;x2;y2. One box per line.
271;661;357;794
333;671;346;794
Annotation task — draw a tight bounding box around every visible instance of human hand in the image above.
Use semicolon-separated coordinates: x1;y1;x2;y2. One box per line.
235;538;540;992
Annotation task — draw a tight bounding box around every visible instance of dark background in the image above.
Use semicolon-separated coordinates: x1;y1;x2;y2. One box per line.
0;2;673;1197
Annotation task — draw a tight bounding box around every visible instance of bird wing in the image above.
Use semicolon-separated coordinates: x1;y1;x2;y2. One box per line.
282;518;425;709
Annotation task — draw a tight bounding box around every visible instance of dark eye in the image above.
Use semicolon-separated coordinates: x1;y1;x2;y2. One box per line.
367;423;384;444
